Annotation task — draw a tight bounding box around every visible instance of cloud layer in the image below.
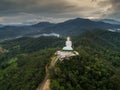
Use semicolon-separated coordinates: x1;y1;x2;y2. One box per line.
0;0;119;24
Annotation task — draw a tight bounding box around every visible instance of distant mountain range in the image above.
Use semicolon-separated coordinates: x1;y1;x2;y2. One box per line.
0;22;55;41
94;19;120;25
0;18;120;41
40;18;120;35
0;24;4;28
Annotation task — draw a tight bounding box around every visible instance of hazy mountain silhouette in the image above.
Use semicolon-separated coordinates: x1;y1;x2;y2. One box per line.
0;18;120;40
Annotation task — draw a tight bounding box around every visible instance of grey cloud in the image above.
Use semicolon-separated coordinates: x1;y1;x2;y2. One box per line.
98;0;120;18
0;0;101;19
0;0;120;24
110;0;120;9
0;0;76;15
0;0;106;15
99;0;120;10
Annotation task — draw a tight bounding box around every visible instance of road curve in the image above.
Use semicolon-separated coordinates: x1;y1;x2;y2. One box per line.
36;56;59;90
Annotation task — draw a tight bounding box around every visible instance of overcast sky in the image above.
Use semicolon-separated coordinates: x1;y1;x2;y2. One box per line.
0;0;120;25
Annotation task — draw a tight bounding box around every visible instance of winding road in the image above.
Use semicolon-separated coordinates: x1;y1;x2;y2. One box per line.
36;56;59;90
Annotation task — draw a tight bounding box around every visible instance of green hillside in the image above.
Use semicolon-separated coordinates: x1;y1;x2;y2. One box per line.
0;30;120;90
51;30;120;90
0;37;63;90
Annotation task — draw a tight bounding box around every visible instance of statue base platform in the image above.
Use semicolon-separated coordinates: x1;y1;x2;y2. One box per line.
55;50;79;61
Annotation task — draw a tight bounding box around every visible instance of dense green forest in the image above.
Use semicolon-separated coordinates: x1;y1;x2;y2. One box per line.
51;30;120;90
0;49;57;90
0;30;120;90
0;37;63;90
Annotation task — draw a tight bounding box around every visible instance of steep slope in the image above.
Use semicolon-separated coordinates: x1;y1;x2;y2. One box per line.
50;30;120;90
74;30;120;49
0;49;56;90
0;30;120;90
0;36;62;90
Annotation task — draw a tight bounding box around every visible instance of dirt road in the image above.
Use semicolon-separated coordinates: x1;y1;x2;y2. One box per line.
36;56;59;90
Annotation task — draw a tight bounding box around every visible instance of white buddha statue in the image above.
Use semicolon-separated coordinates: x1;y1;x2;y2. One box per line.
63;37;73;51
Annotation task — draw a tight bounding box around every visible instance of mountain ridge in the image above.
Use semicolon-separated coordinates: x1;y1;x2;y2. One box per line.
94;19;120;25
0;30;120;90
0;18;120;40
